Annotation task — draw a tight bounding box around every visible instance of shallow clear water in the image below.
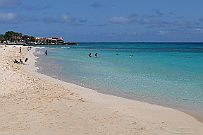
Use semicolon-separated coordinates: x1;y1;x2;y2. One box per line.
35;43;203;120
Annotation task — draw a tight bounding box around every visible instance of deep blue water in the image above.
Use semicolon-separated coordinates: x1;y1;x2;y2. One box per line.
35;42;203;119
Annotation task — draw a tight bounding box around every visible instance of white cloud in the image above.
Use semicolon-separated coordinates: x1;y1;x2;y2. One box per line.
0;13;17;23
158;30;169;35
193;28;203;34
61;14;87;25
42;13;86;25
61;14;76;23
0;0;21;8
110;14;137;24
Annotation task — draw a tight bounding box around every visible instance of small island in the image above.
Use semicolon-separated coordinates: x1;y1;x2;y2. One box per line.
0;31;77;46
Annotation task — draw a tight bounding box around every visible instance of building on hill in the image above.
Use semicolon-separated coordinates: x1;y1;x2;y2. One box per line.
35;37;64;45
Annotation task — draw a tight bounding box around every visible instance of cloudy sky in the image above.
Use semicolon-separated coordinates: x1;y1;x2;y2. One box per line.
0;0;203;42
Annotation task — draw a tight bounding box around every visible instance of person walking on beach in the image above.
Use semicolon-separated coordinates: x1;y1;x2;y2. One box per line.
27;47;30;51
19;47;21;53
25;58;28;62
45;50;48;55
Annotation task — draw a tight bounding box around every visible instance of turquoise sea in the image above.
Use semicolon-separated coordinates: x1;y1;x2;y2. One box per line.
35;42;203;120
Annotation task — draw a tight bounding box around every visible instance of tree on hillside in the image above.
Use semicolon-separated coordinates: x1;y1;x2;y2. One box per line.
0;34;5;43
4;31;22;42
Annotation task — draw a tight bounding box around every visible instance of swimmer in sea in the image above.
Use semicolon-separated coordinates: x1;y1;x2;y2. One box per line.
45;50;48;55
95;53;98;58
89;53;92;57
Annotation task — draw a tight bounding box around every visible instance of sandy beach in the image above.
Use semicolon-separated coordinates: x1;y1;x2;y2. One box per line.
0;45;203;135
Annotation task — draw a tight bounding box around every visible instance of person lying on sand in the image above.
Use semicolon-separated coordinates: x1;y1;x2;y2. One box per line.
14;58;26;64
14;59;19;64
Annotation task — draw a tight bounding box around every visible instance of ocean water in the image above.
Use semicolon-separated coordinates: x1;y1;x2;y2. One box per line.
35;43;203;120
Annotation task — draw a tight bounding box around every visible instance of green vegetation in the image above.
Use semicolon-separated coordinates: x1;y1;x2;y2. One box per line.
0;31;76;45
0;31;35;44
0;34;5;43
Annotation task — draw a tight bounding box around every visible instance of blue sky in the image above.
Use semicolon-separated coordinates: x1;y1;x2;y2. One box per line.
0;0;203;42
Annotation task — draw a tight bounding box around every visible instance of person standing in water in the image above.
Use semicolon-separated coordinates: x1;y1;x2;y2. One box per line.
89;53;92;57
45;50;48;55
95;53;98;58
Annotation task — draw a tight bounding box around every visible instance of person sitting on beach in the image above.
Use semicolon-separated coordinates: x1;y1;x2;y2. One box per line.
14;59;19;64
14;59;24;64
89;53;92;57
27;46;32;51
19;59;23;64
25;58;28;62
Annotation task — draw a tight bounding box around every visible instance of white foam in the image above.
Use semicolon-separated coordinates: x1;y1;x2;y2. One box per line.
61;47;70;49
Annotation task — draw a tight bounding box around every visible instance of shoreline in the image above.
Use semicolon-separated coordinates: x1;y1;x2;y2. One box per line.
0;45;203;134
34;46;203;123
26;47;203;128
36;66;203;123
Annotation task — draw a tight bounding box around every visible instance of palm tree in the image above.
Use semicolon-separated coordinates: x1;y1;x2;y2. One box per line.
0;34;5;43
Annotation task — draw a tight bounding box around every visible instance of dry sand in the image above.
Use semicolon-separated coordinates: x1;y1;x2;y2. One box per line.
0;45;203;135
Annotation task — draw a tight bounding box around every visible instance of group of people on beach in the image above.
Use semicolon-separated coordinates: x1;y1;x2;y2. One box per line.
14;46;30;64
27;46;32;51
14;58;28;64
89;53;98;58
19;46;32;53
